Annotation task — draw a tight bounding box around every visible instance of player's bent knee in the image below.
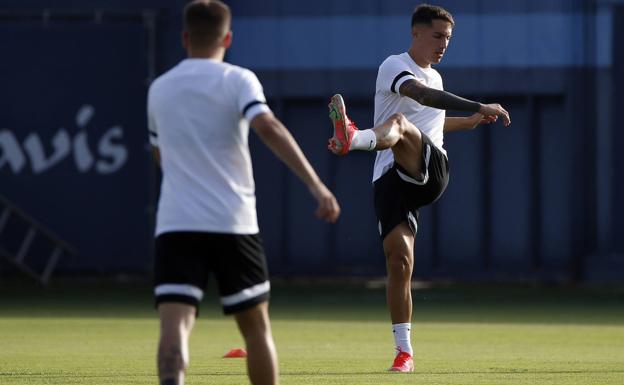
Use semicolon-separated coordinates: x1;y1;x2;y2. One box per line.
388;112;406;130
386;252;413;276
391;112;420;139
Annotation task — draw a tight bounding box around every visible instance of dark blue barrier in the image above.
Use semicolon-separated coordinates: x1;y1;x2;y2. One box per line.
0;0;620;282
0;15;153;272
614;6;624;255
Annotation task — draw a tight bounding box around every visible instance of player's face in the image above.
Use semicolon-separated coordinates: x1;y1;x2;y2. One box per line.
417;19;453;65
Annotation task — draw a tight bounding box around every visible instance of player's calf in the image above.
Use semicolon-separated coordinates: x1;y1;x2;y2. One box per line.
158;343;187;384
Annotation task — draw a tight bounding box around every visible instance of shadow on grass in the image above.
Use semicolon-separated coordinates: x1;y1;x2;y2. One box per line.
190;368;624;376
0;278;622;325
3;368;624;379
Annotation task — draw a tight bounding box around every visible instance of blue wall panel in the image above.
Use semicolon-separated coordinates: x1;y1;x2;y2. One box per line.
226;0;587;17
0;19;151;271
613;6;624;255
0;0;619;281
437;127;486;271
539;97;572;268
228;13;606;71
489;99;533;272
281;101;333;271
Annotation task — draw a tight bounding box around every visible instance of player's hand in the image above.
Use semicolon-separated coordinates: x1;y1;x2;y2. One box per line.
309;183;340;223
465;113;497;130
478;103;511;126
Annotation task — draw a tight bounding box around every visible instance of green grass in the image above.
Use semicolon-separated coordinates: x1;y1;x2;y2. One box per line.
0;280;623;384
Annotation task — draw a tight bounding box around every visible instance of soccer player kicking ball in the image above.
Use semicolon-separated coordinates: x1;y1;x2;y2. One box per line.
148;1;340;385
327;4;510;372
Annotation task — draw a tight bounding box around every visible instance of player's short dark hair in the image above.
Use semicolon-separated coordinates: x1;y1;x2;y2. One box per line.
411;4;454;28
184;0;231;48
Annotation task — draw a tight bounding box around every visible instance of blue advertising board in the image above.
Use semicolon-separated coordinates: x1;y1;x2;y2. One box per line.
0;16;153;271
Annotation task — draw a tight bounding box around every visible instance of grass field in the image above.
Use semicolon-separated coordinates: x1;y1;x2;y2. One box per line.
1;279;623;385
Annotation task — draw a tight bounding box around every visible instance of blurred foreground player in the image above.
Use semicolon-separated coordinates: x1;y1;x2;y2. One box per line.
326;4;510;372
147;1;340;384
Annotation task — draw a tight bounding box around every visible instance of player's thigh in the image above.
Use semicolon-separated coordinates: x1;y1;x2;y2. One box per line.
391;119;424;178
213;234;271;315
158;302;196;338
233;301;271;338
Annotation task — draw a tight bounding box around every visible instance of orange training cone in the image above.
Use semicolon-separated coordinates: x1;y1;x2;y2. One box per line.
223;348;247;358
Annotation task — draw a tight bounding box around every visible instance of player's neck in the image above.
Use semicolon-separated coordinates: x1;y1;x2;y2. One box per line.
186;47;225;61
407;47;431;69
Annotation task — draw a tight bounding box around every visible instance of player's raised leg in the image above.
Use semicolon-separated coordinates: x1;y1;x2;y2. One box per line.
234;302;279;385
327;94;425;180
157;303;196;385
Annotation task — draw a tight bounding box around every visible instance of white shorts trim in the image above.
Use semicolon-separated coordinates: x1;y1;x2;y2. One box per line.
407;211;418;234
220;281;270;306
155;284;204;301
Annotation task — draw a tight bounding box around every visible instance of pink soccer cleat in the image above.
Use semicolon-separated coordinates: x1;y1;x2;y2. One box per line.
388;350;414;372
327;94;359;155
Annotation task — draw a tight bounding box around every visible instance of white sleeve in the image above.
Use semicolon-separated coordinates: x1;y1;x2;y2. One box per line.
237;69;272;121
147;86;158;147
377;57;421;95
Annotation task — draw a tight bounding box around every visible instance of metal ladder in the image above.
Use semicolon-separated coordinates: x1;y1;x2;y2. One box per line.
0;194;76;285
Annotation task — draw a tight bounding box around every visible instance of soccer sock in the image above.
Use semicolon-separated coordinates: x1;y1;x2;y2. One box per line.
349;129;377;151
392;323;413;356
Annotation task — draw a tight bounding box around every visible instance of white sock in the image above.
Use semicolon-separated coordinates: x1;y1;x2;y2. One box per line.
349;129;376;151
392;323;413;356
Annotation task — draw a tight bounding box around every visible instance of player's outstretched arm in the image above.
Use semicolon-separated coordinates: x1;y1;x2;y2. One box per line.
251;112;340;223
399;80;511;126
444;114;497;133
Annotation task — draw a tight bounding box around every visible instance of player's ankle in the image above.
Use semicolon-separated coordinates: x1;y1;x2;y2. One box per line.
349;129;376;151
392;323;413;356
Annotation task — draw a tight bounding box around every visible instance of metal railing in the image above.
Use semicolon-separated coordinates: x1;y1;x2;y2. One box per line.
0;194;77;285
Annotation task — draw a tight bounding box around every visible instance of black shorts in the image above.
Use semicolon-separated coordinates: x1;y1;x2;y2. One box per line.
373;133;449;240
153;232;270;315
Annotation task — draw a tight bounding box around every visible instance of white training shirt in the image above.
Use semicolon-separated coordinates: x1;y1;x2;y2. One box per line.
147;58;271;236
372;52;446;182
